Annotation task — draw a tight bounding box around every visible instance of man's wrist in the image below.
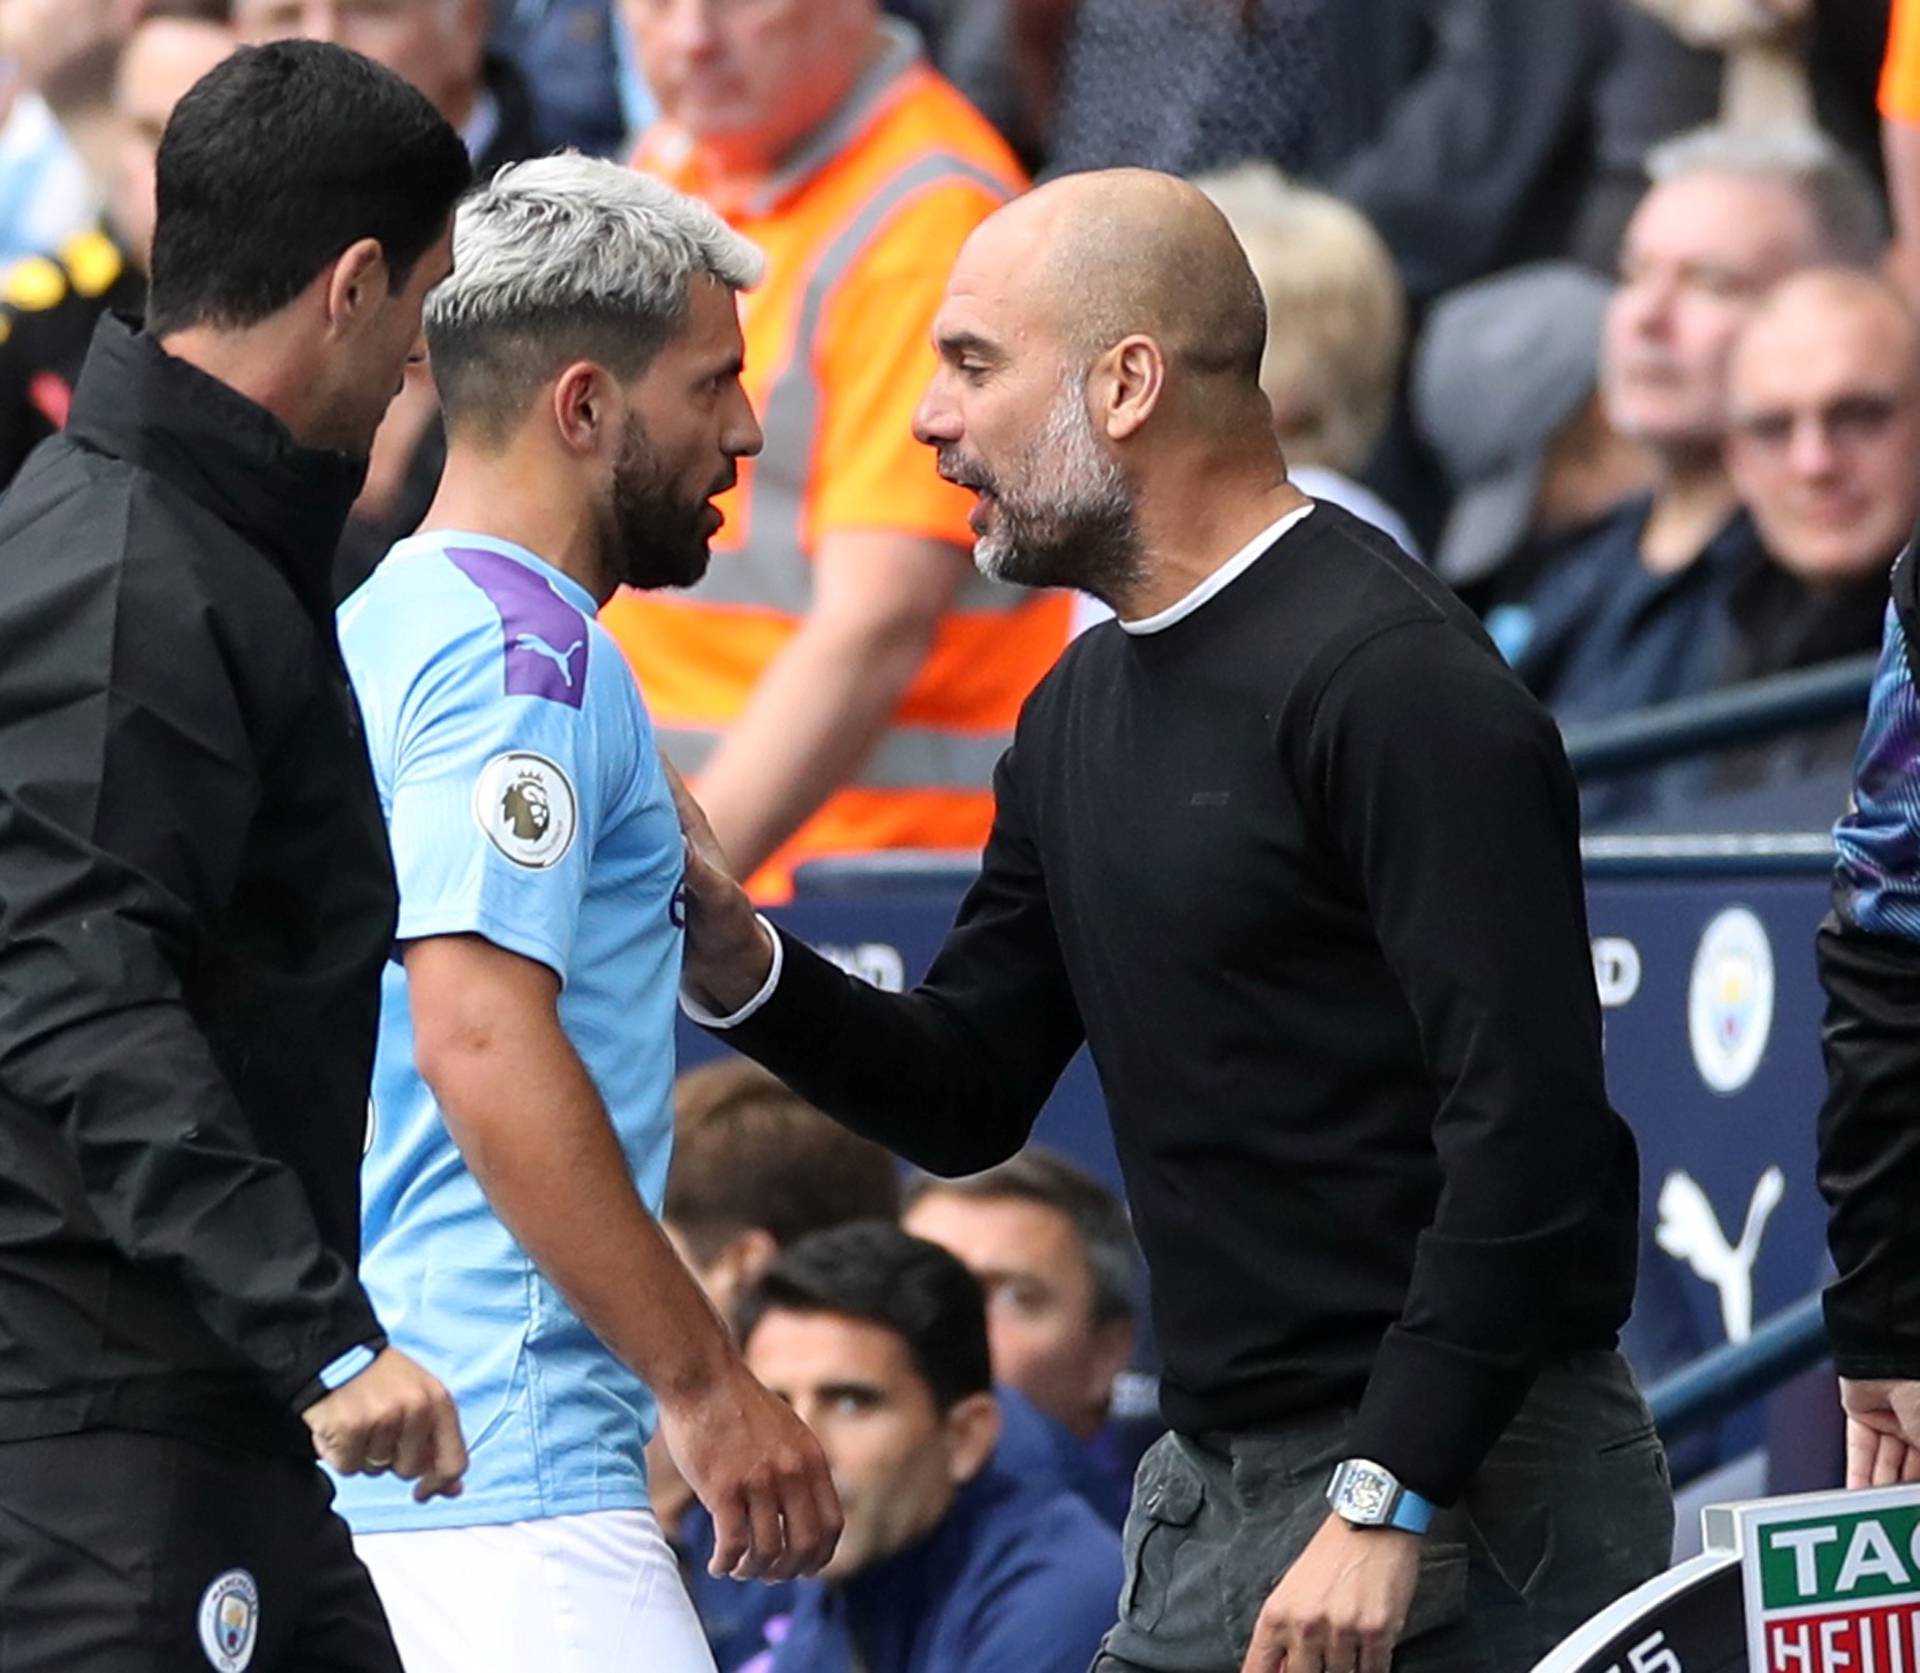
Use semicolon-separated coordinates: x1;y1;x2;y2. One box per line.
681;914;782;1027
317;1343;380;1391
293;1339;385;1413
1326;1457;1436;1535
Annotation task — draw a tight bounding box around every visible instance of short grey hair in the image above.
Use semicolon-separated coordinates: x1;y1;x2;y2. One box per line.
426;153;765;439
1645;124;1887;268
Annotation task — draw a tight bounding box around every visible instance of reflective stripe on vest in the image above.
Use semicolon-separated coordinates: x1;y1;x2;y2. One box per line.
683;149;1023;619
658;719;1009;792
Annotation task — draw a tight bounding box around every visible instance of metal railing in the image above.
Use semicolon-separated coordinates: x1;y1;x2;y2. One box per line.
1579;831;1835;878
1563;654;1877;783
1644;1292;1828;1449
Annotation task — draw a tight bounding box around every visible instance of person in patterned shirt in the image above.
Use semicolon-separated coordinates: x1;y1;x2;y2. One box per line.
1817;512;1920;1492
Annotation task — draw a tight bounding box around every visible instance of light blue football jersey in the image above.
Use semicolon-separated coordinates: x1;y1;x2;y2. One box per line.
333;531;684;1532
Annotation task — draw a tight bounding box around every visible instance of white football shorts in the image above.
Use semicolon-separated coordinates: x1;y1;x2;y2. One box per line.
354;1507;717;1673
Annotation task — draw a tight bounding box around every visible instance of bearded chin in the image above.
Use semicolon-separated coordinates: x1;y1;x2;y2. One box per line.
976;493;1142;600
968;373;1144;601
972;527;1018;582
608;474;714;590
975;524;1061;589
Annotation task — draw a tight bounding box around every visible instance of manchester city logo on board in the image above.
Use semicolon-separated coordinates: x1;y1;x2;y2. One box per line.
1687;906;1774;1095
196;1568;260;1672
473;751;578;871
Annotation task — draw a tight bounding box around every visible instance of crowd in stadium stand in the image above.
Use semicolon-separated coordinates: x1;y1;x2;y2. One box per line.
0;0;1907;851
3;0;1920;1667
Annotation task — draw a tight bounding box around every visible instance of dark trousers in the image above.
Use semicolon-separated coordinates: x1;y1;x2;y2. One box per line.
0;1428;402;1672
1094;1351;1674;1672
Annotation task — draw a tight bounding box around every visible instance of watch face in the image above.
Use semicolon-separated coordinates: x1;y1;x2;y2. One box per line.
1338;1465;1393;1522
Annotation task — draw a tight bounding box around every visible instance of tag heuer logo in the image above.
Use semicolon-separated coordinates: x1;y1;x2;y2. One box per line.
1743;1490;1920;1672
472;751;578;871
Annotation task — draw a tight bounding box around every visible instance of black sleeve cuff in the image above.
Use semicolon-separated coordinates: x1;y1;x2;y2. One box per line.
1344;1326;1534;1506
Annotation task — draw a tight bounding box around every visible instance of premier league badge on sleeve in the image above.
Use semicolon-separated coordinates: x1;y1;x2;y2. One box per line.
473;751;579;870
196;1568;260;1672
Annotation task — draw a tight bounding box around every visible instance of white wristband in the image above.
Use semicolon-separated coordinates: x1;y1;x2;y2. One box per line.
680;915;784;1029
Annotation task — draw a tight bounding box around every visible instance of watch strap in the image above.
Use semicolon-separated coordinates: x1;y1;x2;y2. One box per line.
1327;1457;1436;1534
1386;1484;1436;1534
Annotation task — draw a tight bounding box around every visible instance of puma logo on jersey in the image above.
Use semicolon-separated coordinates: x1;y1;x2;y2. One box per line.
515;632;584;688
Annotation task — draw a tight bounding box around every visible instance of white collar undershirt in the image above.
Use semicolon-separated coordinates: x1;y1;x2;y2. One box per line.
1116;503;1315;636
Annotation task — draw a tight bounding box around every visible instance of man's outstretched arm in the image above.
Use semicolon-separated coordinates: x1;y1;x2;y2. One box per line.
670;753;1084;1176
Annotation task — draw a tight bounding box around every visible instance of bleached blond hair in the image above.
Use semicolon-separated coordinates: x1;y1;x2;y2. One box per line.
426;153;764;439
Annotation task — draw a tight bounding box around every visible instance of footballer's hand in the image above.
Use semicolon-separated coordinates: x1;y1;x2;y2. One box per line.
664;757;776;1016
303;1347;468;1503
657;1361;842;1583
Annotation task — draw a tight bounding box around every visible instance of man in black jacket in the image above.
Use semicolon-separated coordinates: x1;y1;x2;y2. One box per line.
0;41;471;1673
672;168;1671;1673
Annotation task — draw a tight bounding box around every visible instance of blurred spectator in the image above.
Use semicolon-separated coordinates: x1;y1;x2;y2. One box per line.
0;84;94;269
1885;0;1920;305
902;1148;1150;1529
1579;0;1886;272
1412;263;1652;636
885;0;1048;171
1195;164;1416;555
604;0;1069;902
1315;0;1612;304
488;0;624;155
1727;267;1917;610
1305;0;1617;549
1631;0;1820;131
0;0;230;485
233;0;519;141
656;1058;900;1671
0;0;136;264
736;1223;1122;1673
232;0;550;594
1709;266;1917;788
1515;124;1884;822
1044;0;1322;181
1629;1;1886;146
665;1058;903;1327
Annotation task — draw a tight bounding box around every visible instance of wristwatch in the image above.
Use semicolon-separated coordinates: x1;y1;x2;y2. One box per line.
1325;1458;1435;1534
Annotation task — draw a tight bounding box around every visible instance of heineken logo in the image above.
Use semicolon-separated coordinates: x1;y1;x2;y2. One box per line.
1743;1490;1920;1673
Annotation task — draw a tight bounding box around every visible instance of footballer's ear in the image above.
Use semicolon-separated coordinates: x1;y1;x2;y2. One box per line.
551;361;620;455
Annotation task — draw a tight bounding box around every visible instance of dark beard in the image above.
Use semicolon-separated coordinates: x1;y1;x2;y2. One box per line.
987;493;1144;602
940;382;1146;604
606;417;719;591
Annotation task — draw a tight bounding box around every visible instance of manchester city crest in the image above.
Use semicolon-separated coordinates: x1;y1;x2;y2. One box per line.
472;750;579;870
196;1568;260;1672
1687;906;1775;1095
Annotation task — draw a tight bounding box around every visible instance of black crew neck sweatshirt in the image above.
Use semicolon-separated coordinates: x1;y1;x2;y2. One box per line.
725;504;1640;1505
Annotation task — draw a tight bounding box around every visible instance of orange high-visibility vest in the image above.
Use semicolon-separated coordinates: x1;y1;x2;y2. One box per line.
1886;0;1920;122
600;28;1071;902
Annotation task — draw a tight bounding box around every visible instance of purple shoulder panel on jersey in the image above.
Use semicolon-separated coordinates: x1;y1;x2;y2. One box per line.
445;545;591;710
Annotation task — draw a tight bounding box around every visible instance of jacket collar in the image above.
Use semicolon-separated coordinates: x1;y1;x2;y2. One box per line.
66;314;366;624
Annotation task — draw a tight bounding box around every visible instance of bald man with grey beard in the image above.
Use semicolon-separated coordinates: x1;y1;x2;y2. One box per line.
670;169;1670;1673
